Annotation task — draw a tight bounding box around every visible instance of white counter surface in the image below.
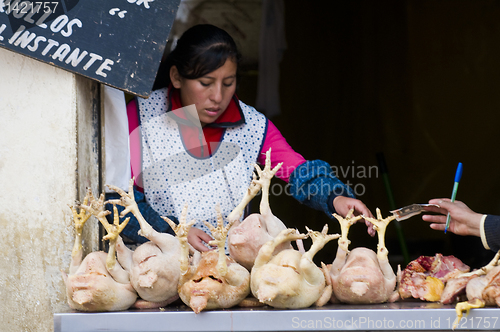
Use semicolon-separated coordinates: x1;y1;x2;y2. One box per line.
54;300;500;331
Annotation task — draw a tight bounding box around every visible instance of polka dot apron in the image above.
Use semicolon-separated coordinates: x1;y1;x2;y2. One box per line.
137;88;266;247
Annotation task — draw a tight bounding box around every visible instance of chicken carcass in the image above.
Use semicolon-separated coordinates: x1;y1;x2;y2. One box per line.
441;251;500;305
328;208;399;304
227;148;290;270
106;179;181;308
175;204;251;313
399;253;470;302
62;189;137;312
251;225;338;308
449;251;500;329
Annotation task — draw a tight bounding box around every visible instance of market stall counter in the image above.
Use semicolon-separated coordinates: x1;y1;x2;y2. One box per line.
54;300;500;332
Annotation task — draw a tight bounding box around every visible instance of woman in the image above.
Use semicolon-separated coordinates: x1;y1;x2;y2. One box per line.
108;24;374;252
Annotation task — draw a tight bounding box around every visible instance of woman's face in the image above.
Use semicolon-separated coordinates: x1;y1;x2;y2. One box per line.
171;59;237;127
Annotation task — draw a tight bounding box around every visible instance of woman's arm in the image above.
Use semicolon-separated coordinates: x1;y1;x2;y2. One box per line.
260;120;374;228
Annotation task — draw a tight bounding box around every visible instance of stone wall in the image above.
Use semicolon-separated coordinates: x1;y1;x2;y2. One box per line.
0;48;100;332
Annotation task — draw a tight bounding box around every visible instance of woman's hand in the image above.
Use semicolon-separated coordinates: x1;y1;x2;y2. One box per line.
333;196;376;236
422;199;483;237
187;227;215;252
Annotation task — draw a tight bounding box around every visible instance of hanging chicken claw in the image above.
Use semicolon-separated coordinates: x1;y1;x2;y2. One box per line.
363;208;397;260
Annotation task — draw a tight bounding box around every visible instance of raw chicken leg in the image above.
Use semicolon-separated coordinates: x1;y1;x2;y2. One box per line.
62;190;137;312
228;148;290;270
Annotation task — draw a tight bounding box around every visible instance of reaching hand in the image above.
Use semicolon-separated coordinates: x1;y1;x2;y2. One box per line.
333;196;376;237
187;227;216;252
422;199;483;237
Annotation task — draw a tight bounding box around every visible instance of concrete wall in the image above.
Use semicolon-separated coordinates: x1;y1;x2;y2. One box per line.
0;48;100;332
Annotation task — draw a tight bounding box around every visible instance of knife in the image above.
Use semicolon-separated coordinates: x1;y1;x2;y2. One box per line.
390;203;440;221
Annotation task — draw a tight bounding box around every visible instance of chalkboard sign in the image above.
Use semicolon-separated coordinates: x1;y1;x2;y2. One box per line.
0;0;180;97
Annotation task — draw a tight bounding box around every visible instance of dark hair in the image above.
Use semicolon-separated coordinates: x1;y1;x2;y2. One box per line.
153;24;241;90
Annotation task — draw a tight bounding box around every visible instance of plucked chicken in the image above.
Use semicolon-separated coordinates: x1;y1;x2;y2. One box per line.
440;251;499;304
174;204;251;313
448;251;500;329
62;189;137;312
328;208;399;304
251;225;338;308
106;179;181;308
227;148;290;270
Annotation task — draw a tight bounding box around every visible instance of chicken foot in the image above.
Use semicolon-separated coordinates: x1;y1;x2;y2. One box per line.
363;208;397;260
330;209;363;276
252;148;283;236
333;209;363;252
99;204;130;273
162;204;196;275
203;205;235;277
106;178;155;239
453;298;485;330
68;194;92;275
303;225;340;268
74;188;110;265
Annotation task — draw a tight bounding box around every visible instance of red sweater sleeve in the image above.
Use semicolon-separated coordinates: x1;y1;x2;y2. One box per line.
258;120;306;183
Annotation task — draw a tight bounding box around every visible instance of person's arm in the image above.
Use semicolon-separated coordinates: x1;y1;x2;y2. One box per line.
105;187;177;244
482;215;500;252
259;120;374;233
288;159;354;216
421;198;500;252
288;162;375;236
423;199;500;252
422;199;482;237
